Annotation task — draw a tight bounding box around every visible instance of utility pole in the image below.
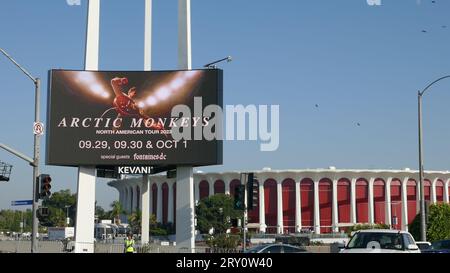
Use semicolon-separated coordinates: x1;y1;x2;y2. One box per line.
0;48;41;253
417;75;450;241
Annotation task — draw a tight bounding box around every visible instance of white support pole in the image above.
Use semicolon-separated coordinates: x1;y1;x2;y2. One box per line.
74;0;100;254
74;167;97;253
178;0;192;70
84;0;100;70
368;178;375;225
295;180;301;233
431;179;437;204
209;179;215;197
313;180;320;234
259;181;266;233
144;0;152;71
350;178;357;224
277;180;283;234
401;178;409;231
444;180;450;204
142;1;152;242
175;0;194;252
194;181;200;205
385;178;392;227
176;166;195;253
225;180;230;195
141;175;150;244
332;179;339;233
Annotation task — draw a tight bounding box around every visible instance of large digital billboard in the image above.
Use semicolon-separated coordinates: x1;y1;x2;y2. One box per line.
46;69;223;167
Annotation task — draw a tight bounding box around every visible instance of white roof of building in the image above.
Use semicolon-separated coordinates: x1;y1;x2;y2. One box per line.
108;167;450;188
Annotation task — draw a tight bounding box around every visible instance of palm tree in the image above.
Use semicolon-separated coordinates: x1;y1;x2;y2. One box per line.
128;209;142;235
110;201;125;225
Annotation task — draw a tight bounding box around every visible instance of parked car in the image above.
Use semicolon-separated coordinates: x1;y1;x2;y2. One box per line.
340;229;420;253
415;241;432;252
244;243;309;253
426;239;450;253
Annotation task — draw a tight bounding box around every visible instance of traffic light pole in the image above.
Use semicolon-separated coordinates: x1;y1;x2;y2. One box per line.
31;78;41;253
0;48;41;253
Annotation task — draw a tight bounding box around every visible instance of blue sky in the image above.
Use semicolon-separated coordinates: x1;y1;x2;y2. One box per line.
1;0;450;210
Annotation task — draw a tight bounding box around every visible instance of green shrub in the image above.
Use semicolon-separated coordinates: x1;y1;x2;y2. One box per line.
346;223;390;236
409;203;450;242
205;233;240;249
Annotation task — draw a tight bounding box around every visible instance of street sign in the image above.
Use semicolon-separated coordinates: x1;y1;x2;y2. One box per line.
11;200;33;206
33;122;44;136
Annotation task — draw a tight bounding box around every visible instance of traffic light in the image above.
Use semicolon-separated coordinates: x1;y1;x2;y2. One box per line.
234;185;245;210
39;174;52;199
247;173;258;210
38;206;49;217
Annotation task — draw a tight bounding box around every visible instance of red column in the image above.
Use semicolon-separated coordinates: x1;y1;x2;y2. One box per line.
337;178;351;230
436;180;444;203
214;180;225;194
282;179;295;233
264;179;277;234
390;179;402;230
199;180;209;200
319;179;332;233
300;179;314;229
407;179;417;225
356;179;369;223
373;179;386;225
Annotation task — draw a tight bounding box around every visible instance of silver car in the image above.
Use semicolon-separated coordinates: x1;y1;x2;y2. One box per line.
340;229;420;253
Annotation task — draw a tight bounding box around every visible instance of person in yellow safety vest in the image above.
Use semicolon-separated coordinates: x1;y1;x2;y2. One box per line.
124;233;135;253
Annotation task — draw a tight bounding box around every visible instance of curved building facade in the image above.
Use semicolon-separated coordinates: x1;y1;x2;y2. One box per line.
108;168;450;234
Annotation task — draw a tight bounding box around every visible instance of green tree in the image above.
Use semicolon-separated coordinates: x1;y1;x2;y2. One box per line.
346;223;390;236
0;210;20;232
40;189;76;227
110;200;125;224
409;203;450;242
149;214;170;236
195;194;244;235
0;209;33;233
95;203;107;220
128;209;142;234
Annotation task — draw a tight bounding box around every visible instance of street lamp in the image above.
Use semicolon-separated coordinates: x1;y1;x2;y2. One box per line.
0;48;41;253
65;205;71;227
417;75;450;241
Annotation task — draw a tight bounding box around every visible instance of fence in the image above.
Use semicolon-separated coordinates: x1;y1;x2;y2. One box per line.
0;240;64;253
0;239;337;253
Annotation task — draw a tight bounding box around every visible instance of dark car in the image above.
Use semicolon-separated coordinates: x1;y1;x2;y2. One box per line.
244;243;309;253
427;240;450;253
415;241;432;252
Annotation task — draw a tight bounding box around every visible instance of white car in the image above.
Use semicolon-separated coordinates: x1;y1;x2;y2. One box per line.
340;229;420;253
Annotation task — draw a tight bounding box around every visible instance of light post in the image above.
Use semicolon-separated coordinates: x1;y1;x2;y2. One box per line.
418;75;450;241
65;205;71;227
0;48;41;253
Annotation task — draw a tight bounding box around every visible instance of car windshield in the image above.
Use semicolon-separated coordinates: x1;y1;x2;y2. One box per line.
347;232;404;250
